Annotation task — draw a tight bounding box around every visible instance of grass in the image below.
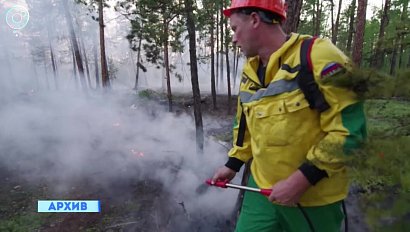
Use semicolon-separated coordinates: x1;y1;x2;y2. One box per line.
365;99;410;137
0;213;47;232
353;98;410;230
0;182;54;232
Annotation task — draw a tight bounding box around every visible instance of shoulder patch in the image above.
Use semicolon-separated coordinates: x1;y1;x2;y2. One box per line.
321;62;345;79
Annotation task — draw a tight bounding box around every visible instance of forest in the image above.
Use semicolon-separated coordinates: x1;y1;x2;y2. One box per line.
0;0;409;231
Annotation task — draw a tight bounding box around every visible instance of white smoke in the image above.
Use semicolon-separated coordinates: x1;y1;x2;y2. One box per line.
0;88;237;222
0;1;238;229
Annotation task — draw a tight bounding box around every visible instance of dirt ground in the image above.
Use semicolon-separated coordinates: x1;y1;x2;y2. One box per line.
0;93;370;232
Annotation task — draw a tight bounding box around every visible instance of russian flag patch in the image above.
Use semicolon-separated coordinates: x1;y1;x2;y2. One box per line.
321;62;345;79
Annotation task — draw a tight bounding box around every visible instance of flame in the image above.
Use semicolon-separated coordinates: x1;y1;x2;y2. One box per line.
131;149;144;157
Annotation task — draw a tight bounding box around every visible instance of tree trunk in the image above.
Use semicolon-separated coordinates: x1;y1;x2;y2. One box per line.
210;14;217;110
80;39;92;89
398;0;408;69
43;53;50;90
224;16;232;115
372;0;391;68
283;0;303;34
134;31;143;90
71;46;79;90
332;0;343;45
219;1;225;92
390;0;409;74
63;0;87;91
235;47;240;88
185;0;204;153
93;44;100;89
407;52;410;68
233;161;251;228
49;43;58;90
216;7;220;92
330;0;335;42
163;18;173;112
98;0;110;88
398;40;404;69
314;0;322;35
233;44;236;87
233;45;240;89
390;39;398;75
47;25;58;90
312;1;316;35
346;0;356;53
352;0;367;66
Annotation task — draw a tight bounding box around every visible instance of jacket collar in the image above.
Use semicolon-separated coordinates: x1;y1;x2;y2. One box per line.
243;33;301;86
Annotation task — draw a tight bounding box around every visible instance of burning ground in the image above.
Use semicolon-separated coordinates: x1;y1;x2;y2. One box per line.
0;90;373;231
0;91;238;231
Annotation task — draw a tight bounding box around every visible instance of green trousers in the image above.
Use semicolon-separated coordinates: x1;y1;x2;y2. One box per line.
235;175;345;232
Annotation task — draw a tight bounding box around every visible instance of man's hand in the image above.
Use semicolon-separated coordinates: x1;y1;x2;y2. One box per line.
211;166;236;184
268;170;311;206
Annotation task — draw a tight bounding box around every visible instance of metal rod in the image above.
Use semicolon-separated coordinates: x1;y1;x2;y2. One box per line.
225;183;261;193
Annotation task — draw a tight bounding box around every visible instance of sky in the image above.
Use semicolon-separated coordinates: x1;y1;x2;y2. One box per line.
366;0;385;18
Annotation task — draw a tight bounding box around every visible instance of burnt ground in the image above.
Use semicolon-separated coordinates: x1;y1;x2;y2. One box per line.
0;166;235;232
0;93;370;232
0;94;237;232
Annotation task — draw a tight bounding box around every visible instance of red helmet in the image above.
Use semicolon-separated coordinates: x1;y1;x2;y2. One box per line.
223;0;287;21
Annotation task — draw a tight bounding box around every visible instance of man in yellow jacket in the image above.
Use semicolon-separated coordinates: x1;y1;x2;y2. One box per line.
211;0;367;231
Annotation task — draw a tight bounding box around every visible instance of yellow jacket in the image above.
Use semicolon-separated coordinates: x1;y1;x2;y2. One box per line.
227;33;367;206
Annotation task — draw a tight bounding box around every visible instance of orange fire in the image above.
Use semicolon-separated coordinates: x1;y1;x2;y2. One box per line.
131;149;144;157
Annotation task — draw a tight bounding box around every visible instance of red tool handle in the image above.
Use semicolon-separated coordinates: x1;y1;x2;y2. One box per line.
260;189;272;197
205;179;228;188
206;179;272;197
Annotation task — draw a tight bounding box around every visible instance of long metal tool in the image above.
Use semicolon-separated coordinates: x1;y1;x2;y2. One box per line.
205;179;272;196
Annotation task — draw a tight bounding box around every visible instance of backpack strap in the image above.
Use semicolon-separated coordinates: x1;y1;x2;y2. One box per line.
236;110;246;146
297;37;330;113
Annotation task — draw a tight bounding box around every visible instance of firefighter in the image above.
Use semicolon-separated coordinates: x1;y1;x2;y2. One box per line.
211;0;367;231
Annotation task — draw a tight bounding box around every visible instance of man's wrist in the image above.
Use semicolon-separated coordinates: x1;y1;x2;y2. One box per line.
225;157;244;172
298;162;328;185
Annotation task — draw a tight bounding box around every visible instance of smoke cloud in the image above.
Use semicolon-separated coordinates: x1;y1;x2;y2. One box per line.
0;1;239;230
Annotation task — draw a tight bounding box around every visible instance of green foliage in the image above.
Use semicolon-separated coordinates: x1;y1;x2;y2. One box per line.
321;64;410;229
137;89;161;100
361;0;410;70
119;0;184;66
175;73;183;82
298;0;330;35
336;0;356;53
117;0;186;89
0;213;46;232
366;100;410;138
361;17;380;66
321;66;410;100
321;67;392;98
347;99;410;230
75;0;110;15
393;69;410;98
196;0;233;62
